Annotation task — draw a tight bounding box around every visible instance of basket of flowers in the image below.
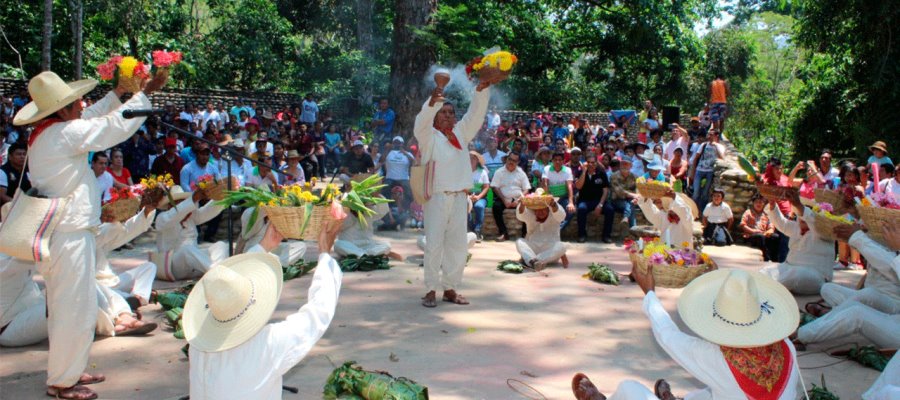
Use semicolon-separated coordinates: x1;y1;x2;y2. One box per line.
814;188;851;216
465;49;518;83
97;55;150;93
811;202;853;241
101;187;141;222
757;184;797;202
625;237;717;288
219;174;391;240
138;174;176;207
857;193;900;250
192;175;238;201
522;188;554;210
150;50;183;82
636;177;671;200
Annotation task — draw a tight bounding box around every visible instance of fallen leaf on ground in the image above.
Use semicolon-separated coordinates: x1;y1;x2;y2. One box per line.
389;352;399;362
405;279;412;284
441;330;448;334
466;327;477;333
520;370;538;378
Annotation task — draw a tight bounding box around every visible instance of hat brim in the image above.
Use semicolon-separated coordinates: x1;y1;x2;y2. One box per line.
869;145;888;154
13;79;98;126
661;193;699;219
183;252;283;352
677;269;799;348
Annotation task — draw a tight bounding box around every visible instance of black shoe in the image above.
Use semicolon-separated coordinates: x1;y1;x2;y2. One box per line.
601;237;613;244
476;233;483;243
577;236;587;243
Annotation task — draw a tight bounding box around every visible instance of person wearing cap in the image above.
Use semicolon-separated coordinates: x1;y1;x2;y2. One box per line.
689;129;725;214
701;187;734;246
414;71;498;308
180;142;222;192
185;191;344;399
280;150;307;186
152;137;186;185
573;266;802;400
154;187;228;281
531;146;553;187
12;69;166;398
686;116;706;142
602;156;639;243
868;140;893;168
793;226;900;352
383;136;414;203
334;199;394;259
235;207;306;267
515;192;568;270
638;188;694;249
339;140;375;183
543;151;577;230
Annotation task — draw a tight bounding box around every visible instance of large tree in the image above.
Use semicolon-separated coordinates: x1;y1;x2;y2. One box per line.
389;0;436;137
41;0;52;71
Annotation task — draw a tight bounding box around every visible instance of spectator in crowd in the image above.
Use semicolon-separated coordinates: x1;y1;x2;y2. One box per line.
867;141;892;167
809;149;840;189
515;197;569;270
323;124;343;174
665;124;689;161
567;147;584;181
380;186;410;231
280;150;306;186
573;119;591;150
200;101;222;130
642;108;660;141
637;100;652;143
107;148;132;188
630;143;650;177
509;138;530;172
180;143;220;192
835;163;865;269
685;116;705;142
481;138;506;179
93;152;114;203
644;157;666;182
690;129;725;213
372;98;396;144
229;99;250;122
739;193;780;262
542;152;576;230
526;120;542;154
0;142;29;206
487;107;501;131
668;147;688;191
121;131;155;180
702;188;733;246
574;153;609;243
383;136;414;204
647;130;665;155
247;154;279;189
300;93;318;125
152;138;185;185
708;74;730;131
531;146;552;188
638;188;694;248
491;152;531;242
877;163;899;197
340;140;374;182
552;117;568;142
602;156;638;243
215;102;230;129
468;152;490;242
218;139;253;186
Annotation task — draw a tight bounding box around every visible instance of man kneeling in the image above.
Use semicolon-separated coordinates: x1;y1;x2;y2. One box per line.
516;195;569;271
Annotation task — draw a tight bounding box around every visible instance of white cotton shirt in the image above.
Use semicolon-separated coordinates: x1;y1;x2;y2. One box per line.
766;205;834;278
639;197;693;248
472;168;489;188
189;251;342;400
490;166;531;203
413;88;490;193
542;165;573;197
878;178;900;200
95;210;155;287
28;91;150;232
702;202;733;223
96;171;114;203
517;205;566;248
384;150;412;180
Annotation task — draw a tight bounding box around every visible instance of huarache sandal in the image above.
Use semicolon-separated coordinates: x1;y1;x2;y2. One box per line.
116;321;158;336
47;385;97;400
421;292;437;308
571;373;606;400
76;373;105;385
654;379;677;400
442;291;469;305
804;301;831;318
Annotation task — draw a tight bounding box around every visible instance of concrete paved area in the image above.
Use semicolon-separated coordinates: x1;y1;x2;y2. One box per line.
0;230;879;399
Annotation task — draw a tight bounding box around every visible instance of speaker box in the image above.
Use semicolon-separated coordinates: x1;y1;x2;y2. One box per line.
662;106;680;129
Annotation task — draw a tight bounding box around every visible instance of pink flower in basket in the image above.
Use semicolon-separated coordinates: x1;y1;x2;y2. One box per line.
816;202;834;213
648;253;666;265
96;61;117;81
330;199;347;220
152;50;184;68
191;174;217;191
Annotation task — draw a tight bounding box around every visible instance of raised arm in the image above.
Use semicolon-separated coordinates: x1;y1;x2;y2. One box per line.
764;203;800;238
103;208;156;250
849;231;900;284
413;98;439;160
638;198;666;228
81;91;123;120
58;92;151;155
457;87;491;143
155;199;197;231
192;200;225;225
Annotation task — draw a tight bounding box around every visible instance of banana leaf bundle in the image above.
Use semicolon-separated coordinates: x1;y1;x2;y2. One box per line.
847;345;889;371
807;375;839;400
496;260;524;273
323;361;429;400
340;255;391;272
163;306;185;339
155;291;188;311
585;263;619;285
799;312;817;327
284;259;317;281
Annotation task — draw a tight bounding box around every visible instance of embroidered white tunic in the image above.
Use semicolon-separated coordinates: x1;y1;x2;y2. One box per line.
638;196;693;248
155;199;226;278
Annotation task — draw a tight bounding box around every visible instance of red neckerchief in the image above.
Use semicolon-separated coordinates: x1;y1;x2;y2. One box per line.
438;127;462;150
28;118;63;147
721;340;792;400
667;210;680;224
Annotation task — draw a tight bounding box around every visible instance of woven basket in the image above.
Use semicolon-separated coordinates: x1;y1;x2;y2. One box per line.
814;188;850;215
813;213;849;241
637;181;671;200
261;204;333;240
858;205;900;250
205;177;239;201
629;252;717;288
101;197;140;222
478;66;511;83
522;195;553;210
757;184;797;202
118;73;142;93
351;173;372;183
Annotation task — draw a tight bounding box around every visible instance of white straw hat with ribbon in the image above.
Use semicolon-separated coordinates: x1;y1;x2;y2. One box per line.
183;252;283;352
14;71;98;126
678;269;798;348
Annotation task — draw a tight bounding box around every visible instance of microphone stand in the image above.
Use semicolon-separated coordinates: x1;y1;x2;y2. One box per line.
158;121;294;256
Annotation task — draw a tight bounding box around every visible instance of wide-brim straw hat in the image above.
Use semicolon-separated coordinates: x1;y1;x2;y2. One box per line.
677;269;798;348
869;141;888;154
158;186;192;208
469;151;485;168
662;192;699;219
183;252;283;352
286;150;302;159
14;71;98;126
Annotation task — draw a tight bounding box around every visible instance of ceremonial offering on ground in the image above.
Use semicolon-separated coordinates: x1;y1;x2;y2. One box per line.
101;187;140;222
811;202;852;241
465;48;517;82
339;255;390;272
857;193;900;250
635;177;671;200
584;263;619;285
626;237;716;288
323;361;429;400
496;260;524;274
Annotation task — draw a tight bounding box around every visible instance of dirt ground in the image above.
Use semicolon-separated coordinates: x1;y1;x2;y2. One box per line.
0;230;879;399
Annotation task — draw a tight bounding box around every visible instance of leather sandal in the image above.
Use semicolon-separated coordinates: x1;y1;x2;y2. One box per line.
654;379;677;400
421;292;437;308
571;373;606;400
76;373;105;385
442;290;469;305
46;385;97;400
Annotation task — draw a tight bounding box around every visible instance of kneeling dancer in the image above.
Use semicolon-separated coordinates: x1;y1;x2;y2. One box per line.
154;187;227;280
516;196;568;270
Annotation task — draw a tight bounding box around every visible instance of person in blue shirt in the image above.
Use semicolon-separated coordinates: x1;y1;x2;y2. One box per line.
372;98;396;144
643;157;667;182
180;144;221;192
867;141;893;167
552;117;569;142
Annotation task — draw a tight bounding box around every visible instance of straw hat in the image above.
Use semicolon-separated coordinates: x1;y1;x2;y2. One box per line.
869;141;888;154
677;269;798;348
286;150;302;159
469;151;485;168
183;252;283;352
217;134;234;146
13;71;98;126
647;157;664;171
157;186;192;208
662;193;699;219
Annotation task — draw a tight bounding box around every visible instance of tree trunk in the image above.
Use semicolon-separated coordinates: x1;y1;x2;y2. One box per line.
41;0;53;71
68;0;84;79
389;0;437;139
355;0;375;114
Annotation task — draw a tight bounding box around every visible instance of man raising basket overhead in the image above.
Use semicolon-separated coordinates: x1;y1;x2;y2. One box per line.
414;70;505;308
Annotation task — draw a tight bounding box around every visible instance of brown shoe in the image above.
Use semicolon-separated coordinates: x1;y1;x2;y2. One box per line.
571;373;606;400
654;379;676;400
442;289;470;305
421;291;437;308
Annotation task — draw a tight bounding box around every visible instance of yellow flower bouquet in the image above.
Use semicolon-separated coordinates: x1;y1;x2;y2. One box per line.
624;237;716;288
635;176;671;199
465;48;518;83
138;174;175;207
811;203;853;241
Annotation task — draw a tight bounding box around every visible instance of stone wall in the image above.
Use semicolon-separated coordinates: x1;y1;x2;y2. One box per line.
713;137;757;233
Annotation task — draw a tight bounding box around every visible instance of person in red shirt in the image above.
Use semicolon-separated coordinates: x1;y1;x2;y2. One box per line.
107;148;132;188
150;138;185;185
761;157;793;263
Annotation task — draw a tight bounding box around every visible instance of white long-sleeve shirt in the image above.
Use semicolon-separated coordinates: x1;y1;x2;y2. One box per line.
765;205;834;280
28;91;150;232
638;196;693;248
337;203;390;244
0;254;41;327
188;249;343;400
517;205;565;248
849;231;900;304
155;200;224;252
413;88;490;193
95;209;156;287
643;291;801;399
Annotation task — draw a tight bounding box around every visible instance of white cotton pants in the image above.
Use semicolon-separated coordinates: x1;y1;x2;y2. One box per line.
821;283;900;314
36;230;98;387
759;263;827;295
423;192;468;292
798;300;900;348
274;242;306;266
417;232;476;251
516;239;566;266
334;239;391;258
605;380;660;400
110;262;156;301
864;354;900;400
0;300;48;347
171;241;229;280
95;284;131;337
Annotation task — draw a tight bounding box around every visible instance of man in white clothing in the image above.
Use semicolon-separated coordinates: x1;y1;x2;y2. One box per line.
0;253;47;347
236;207;306;267
185;212;344;400
13;70;166;399
334;202;398;259
414;72;500;308
491;153;531;241
864;353;900;400
637;190;694;249
92;152;114;202
759;195;834;295
516;195;568;270
154;187;228;281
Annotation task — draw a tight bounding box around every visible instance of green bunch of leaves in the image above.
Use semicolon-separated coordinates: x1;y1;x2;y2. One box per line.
284;259;317;281
496;260;524;274
339;255;390;272
807;375;839;400
343;175;393;227
323;361;429;400
847;345;889;372
586;263;620;285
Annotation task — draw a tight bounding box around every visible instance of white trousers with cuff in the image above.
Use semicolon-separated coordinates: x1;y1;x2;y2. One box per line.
171;241;229;280
821;283;900;314
797;300;900;348
110;262;156;301
759;263;827;295
0;299;48;347
516;239;566;266
334;240;391;258
423;192;468;292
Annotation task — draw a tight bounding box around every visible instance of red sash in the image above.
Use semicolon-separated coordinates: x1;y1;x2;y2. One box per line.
721;340;792;400
438;127;462;150
28;118;63;147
